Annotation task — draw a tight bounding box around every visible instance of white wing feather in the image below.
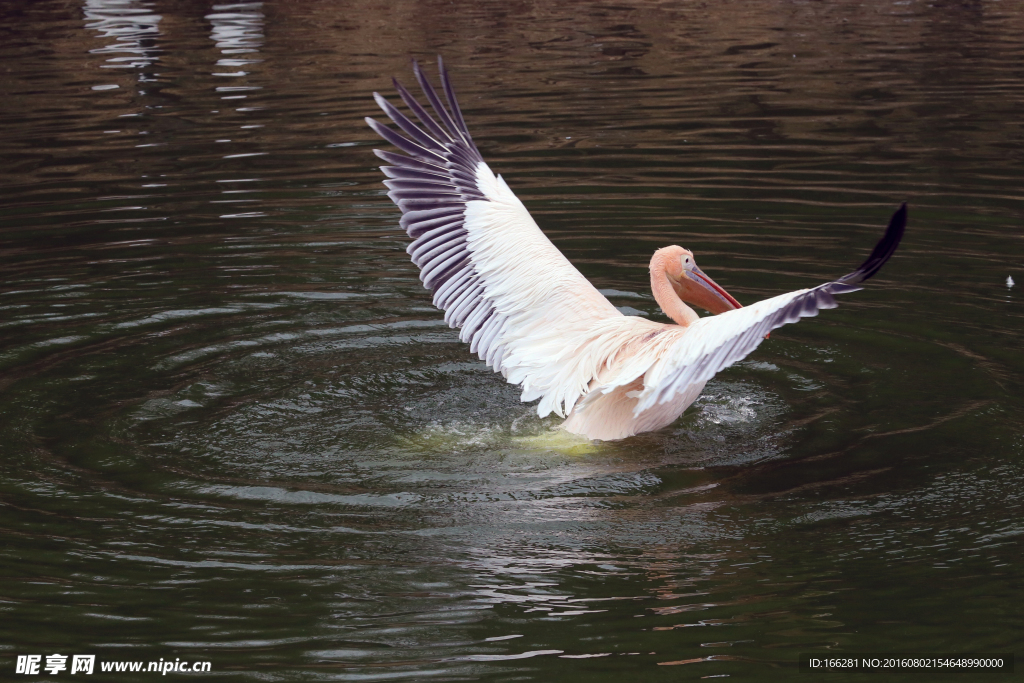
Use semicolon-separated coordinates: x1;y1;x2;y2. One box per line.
368;59;632;419
466;163;626;416
369;59;908;430
587;200;908;416
567;288;829;416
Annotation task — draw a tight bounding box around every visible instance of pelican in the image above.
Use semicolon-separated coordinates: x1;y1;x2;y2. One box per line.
366;58;906;441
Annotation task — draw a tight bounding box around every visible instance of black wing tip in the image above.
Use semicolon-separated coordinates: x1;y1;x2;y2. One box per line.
375;56;482;163
838;202;907;286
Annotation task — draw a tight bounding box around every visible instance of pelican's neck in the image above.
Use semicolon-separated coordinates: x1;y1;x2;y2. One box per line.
650;253;699;327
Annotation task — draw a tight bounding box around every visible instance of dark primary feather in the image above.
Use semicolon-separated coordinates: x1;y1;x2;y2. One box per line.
368;61;909;416
837;202;908;285
648;204;908;407
366;58;510;371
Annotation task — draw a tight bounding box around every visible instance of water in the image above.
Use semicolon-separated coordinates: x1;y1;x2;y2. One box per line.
1;1;1022;680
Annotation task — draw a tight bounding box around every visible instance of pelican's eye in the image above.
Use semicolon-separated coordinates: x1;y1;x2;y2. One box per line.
680;255;693;271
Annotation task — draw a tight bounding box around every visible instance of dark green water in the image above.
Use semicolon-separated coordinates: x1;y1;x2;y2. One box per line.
1;1;1022;680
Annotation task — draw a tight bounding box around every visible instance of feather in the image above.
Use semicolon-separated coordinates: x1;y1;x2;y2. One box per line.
367;59;906;440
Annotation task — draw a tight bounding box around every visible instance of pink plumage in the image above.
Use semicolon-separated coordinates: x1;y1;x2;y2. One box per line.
367;58;906;440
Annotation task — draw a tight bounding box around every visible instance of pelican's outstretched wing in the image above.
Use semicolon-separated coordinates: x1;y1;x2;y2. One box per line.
591;204;907;414
367;58;624;418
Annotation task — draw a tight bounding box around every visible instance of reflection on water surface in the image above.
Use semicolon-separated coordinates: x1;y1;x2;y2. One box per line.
1;0;1022;680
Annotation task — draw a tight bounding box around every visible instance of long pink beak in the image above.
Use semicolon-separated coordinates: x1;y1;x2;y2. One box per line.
692;266;742;310
685;265;742;314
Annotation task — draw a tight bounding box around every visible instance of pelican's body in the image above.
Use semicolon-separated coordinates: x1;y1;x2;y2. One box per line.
367;59;906;441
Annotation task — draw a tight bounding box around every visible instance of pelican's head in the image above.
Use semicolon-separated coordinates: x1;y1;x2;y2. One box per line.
655;245;742;314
